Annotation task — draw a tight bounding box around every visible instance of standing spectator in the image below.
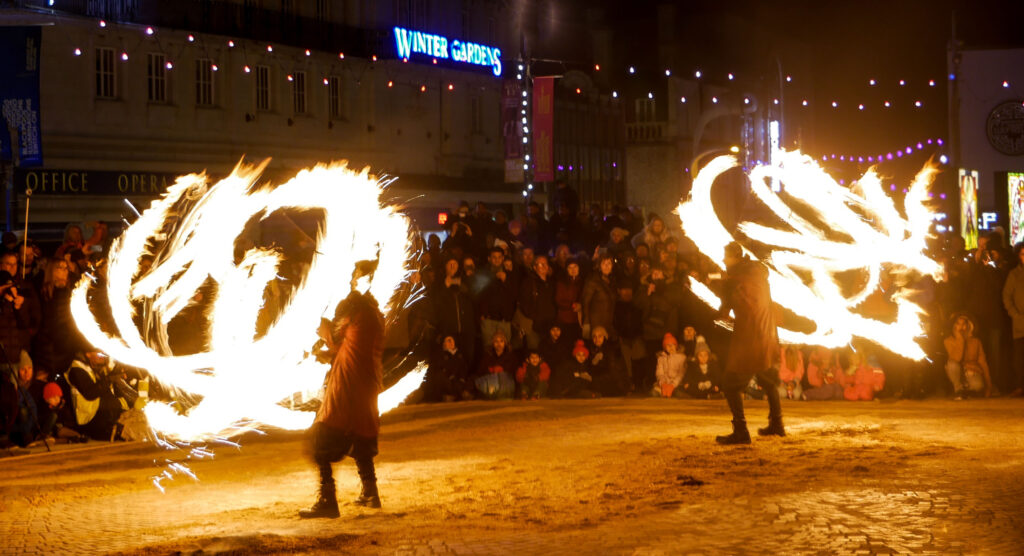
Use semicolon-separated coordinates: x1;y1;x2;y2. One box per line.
516;350;551;399
32;259;85;379
605;227;632;259
551;180;580;219
962;237;1009;393
635;265;680;391
582;254;617;340
0;264;30;375
1001;243;1024;397
614;282;645;391
549;203;584;252
54;224;85;259
778;346;805;400
477;248;516;349
524;201;550;253
429;257;476;366
554;259;584;342
550;244;573;278
678;325;710;359
631;214;674;251
652;333;686;397
943;313;992;399
471;202;494;247
514;255;557;350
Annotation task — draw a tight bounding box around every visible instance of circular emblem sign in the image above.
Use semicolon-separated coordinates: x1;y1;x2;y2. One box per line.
986;100;1024;156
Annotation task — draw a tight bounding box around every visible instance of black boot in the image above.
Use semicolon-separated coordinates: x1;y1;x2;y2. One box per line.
353;457;381;509
354;481;381;508
757;417;786;437
716;390;752;445
758;385;786;437
299;464;340;519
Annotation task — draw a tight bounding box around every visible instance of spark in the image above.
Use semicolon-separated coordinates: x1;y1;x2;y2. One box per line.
676;150;941;360
71;160;422;442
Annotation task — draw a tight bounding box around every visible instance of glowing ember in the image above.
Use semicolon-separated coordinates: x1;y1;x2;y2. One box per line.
71;161;420;441
677;150;942;360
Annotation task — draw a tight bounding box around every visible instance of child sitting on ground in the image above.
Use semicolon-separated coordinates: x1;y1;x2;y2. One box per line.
516;350;552;400
778;345;805;400
840;349;886;401
652;333;686;398
681;345;721;399
551;341;599;398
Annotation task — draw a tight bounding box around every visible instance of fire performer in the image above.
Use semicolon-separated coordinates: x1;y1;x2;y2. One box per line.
715;242;784;445
300;260;385;519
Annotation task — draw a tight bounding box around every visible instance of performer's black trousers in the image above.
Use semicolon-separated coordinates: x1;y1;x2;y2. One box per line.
720;368;782;423
309;422;377;485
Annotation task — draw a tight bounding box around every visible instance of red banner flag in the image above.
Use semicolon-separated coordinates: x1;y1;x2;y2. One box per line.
532;76;555;182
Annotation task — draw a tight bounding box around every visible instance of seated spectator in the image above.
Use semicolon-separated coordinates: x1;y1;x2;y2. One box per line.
943;313;992;399
679;325;710;359
35;381;86;443
66;350;136;440
778;345;805;400
652;333;686;398
840;351;886;401
681;346;721;399
1;351;42;447
587;326;630;396
474;330;517;400
539;324;571;371
803;347;844;400
423;336;472;403
550;340;599;399
516;350;551;400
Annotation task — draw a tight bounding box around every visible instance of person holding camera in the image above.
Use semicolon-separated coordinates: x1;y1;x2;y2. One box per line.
0;263;30;374
65;350;135;441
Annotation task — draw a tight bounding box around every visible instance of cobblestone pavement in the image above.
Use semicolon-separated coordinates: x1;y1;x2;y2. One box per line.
1;398;1023;555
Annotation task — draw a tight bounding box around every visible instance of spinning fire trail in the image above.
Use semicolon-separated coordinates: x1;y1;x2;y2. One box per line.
70;160;425;443
677;150;943;360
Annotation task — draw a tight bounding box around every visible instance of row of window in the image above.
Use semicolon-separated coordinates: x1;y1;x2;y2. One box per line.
94;47;345;118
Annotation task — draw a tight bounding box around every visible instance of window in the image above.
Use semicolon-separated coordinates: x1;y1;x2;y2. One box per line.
95;47;116;99
328;76;344;119
470;96;482;133
195;58;215;106
634;98;656;123
255;65;271;111
292;71;306;114
147;53;167;103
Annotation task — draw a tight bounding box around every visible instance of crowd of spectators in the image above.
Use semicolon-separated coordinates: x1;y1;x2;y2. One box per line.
4;183;1024;450
405;184;1024;405
0;222;149;449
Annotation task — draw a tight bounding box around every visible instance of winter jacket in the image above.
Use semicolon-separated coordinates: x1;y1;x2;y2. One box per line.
478;346;519;376
720;258;779;375
477;268;517;322
778;347;805;385
516;361;551;383
1003;264;1024;339
316;292;385;438
655;351;687;387
682;359;721;397
517;272;557;332
839;364;885;401
581;273;616;336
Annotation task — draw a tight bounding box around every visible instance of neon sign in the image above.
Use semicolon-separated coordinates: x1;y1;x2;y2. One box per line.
393;27;502;76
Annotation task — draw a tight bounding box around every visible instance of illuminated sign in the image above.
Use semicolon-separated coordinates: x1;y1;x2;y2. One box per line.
959;169;979;250
980;212;997;230
393;27;502;76
1010;172;1024;244
437;212;449;226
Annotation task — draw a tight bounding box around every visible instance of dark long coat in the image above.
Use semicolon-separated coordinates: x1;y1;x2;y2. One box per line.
316;292;385;439
721;258;779;375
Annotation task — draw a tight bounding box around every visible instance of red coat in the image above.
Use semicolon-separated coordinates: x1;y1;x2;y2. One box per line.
516;361;552;382
721;259;779;375
315;293;385;438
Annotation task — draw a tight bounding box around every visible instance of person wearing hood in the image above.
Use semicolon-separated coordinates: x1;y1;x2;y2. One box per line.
943;313;992;399
631;214;675;251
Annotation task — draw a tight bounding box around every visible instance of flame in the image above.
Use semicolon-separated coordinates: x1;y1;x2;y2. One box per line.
677;150;941;360
71;160;422;441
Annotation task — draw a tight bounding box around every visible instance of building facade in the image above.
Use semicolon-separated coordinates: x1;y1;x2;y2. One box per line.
0;0;522;235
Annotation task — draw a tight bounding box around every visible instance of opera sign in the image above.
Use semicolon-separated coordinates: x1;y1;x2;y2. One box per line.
393;26;502;76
